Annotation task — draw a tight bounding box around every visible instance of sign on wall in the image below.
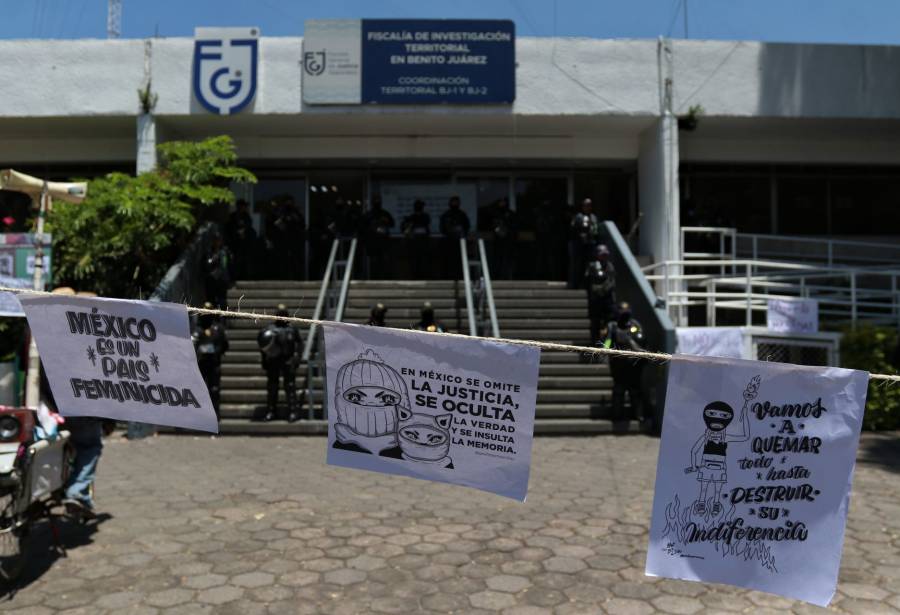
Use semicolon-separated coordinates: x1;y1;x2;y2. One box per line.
193;27;259;115
324;322;539;500
767;298;818;334
303;19;516;105
646;355;869;606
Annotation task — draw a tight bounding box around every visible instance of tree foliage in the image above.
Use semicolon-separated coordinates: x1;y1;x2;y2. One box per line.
841;325;900;430
48;136;255;298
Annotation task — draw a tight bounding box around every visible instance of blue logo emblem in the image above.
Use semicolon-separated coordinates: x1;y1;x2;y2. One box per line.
193;28;259;115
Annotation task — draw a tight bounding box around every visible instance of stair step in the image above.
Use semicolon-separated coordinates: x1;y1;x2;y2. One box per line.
220;389;610;403
166;418;643;436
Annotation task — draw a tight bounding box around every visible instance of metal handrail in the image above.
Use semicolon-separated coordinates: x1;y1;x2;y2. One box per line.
334;238;357;322
476;239;500;338
682;226;900;267
459;238;477;336
647;258;900;328
301;239;340;362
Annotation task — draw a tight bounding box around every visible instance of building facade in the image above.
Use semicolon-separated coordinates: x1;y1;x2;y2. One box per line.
1;34;899;280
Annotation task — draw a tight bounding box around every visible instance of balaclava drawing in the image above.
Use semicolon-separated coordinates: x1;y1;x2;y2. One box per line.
702;401;734;432
333;349;410;454
396;406;453;465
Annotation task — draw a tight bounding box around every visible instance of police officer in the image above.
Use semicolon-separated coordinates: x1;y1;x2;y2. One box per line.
192;302;229;420
363;196;395;279
203;234;232;309
401;199;431;279
257;304;303;422
439;196;470;279
414;302;446;333
602;302;647;427
568;198;599;289
367;303;388;327
488;198;516;280
585;244;616;345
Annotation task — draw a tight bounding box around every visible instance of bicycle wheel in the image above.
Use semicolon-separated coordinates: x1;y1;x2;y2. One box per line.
0;491;25;583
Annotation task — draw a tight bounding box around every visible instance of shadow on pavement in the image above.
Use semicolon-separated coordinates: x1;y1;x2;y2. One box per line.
0;513;112;600
857;432;900;474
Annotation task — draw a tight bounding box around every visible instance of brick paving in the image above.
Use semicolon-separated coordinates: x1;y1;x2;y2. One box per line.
3;433;899;614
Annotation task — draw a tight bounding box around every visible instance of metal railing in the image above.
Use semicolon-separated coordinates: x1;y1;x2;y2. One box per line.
682;226;900;268
459;239;477;337
302;237;356;420
476;239;500;338
301;239;340;362
645;258;900;329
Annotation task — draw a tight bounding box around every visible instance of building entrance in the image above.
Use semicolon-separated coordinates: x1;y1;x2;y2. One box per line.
244;167;634;282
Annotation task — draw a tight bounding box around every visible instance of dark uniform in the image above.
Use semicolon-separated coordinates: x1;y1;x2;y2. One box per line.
568;199;599;289
603;304;646;425
363;198;395;279
257;306;303;422
488;199;516;280
439;196;470;279
402;200;431;279
225;200;257;280
585;245;616;344
192;307;229;420
535;200;566;280
414;302;446;333
367;303;388;327
204;237;232;309
268;199;305;280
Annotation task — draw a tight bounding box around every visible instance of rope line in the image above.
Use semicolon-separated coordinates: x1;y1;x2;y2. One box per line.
5;284;898;383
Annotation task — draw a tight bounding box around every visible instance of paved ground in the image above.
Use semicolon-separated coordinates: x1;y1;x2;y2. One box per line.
3;433;899;614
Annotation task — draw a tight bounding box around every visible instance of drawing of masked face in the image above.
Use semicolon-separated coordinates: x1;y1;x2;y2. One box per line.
397;406;452;463
340;386;400;436
703;401;734;432
334;350;410;453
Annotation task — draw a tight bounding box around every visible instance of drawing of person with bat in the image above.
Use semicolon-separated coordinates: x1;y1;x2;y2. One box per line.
685;375;760;516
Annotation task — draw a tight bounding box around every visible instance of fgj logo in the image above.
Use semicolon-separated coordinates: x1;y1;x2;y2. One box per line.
303;50;326;76
193;27;259;115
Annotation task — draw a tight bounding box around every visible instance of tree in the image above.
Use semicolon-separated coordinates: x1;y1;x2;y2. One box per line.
48;136;255;298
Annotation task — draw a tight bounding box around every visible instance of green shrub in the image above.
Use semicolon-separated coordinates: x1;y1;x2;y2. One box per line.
47;136;255;298
840;325;900;430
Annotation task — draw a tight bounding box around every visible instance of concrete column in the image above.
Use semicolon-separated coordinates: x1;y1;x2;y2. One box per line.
638;115;680;263
136;113;157;174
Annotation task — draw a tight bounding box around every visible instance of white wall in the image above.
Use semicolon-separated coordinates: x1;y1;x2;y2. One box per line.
673;39;900;119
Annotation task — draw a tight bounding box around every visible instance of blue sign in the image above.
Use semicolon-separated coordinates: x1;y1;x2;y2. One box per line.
193;27;259;115
360;20;515;104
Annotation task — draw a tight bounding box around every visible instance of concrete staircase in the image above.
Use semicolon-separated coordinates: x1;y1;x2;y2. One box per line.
490;280;620;434
214;279;627;435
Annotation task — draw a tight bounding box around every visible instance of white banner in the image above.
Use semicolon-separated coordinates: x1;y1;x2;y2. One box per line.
325;323;539;500
21;295;218;433
676;327;745;359
646;355;869;606
767;298;818;333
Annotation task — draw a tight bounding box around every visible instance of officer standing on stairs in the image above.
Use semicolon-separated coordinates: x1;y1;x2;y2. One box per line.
367;303;389;327
585;244;616;345
413;302;446;333
257;304;303;423
192;302;229;420
602;302;649;430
